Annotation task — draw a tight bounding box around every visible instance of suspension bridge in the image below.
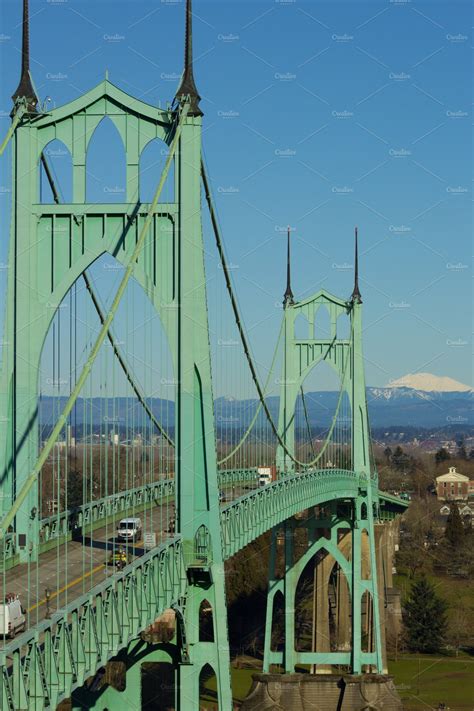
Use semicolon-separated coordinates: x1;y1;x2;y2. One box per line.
0;1;408;709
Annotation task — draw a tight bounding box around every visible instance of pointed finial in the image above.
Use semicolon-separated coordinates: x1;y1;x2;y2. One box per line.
12;0;38;113
283;226;295;307
175;0;203;116
351;226;363;304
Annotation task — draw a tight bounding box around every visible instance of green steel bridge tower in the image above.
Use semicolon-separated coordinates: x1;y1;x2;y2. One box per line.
0;1;407;709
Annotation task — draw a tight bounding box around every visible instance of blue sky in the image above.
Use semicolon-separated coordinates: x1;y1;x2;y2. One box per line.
0;0;471;396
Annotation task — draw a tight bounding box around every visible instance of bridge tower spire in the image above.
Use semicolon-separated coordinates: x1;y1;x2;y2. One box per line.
277;226;297;474
175;0;203;116
283;226;294;307
12;0;37;112
350;227;370;474
351;226;362;304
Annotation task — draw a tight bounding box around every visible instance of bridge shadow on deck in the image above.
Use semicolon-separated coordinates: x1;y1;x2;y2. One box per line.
79;534;145;557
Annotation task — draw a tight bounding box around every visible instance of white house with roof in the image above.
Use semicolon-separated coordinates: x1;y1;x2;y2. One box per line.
436;466;469;502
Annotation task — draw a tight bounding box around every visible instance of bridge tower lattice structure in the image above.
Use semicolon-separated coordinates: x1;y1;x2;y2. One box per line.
265;228;384;674
0;0;232;707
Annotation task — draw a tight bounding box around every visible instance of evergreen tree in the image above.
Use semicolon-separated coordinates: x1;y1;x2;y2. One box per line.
392;445;409;471
435;447;450;465
458;444;467;460
445;501;465;548
402;576;447;652
457;439;467;460
67;469;84;511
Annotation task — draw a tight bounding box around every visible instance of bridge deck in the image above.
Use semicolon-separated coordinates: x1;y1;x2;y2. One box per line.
8;505;172;623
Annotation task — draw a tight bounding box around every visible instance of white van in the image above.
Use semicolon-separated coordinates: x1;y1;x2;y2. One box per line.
0;595;26;638
117;517;143;542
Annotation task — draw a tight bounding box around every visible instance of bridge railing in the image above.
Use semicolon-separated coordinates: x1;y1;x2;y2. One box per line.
218;467;260;489
220;468;407;557
221;468;361;559
1;466;401;565
40;478;176;543
0;537;186;711
0;468;259;564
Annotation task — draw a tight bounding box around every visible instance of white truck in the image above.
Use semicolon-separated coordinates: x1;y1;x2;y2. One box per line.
116;517;143;542
0;594;26;638
258;466;277;487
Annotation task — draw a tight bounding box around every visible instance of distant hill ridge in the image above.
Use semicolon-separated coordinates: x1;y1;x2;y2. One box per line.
39;375;473;430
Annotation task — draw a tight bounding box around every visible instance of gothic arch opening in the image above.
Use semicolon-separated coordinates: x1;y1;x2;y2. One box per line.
86;117;126;203
313;304;331;340
361;529;372;580
337;311;351;340
270;589;285;653
199;664;218;707
361;590;374;656
294;547;340;654
294;313;309;340
199;599;214;642
140;138;175;203
296;361;350;469
294;541;353;660
39;139;73;203
329;561;352;652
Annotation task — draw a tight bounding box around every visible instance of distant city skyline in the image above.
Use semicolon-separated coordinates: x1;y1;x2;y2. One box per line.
0;0;471;398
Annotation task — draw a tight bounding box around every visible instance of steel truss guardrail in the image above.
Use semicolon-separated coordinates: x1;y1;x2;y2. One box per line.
1;469;259;562
221;468;360;559
0;537;186;711
221;469;408;559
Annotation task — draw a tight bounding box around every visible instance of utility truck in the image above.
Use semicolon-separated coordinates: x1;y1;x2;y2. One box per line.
0;594;26;638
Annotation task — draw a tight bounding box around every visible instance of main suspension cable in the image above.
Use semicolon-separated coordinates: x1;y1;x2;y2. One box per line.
217;315;284;465
0;103;27;156
201;159;285;450
202;156;353;469
300;386;316;459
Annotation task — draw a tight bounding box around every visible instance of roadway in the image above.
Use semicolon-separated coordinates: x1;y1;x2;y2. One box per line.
5;504;173;633
1;484;251;638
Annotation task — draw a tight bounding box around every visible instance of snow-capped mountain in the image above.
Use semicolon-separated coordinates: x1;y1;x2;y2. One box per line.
363;373;471;424
385;373;472;393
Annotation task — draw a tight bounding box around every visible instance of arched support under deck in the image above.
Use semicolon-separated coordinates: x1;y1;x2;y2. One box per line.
263;494;385;676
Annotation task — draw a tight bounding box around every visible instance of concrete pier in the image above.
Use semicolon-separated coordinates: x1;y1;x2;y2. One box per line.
241;673;403;710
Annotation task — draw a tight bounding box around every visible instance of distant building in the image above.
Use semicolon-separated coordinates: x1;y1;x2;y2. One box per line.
440;440;458;455
435;466;469;502
439;502;473;518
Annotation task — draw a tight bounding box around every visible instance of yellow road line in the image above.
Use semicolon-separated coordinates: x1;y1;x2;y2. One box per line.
26;539;145;613
28;562;104;613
